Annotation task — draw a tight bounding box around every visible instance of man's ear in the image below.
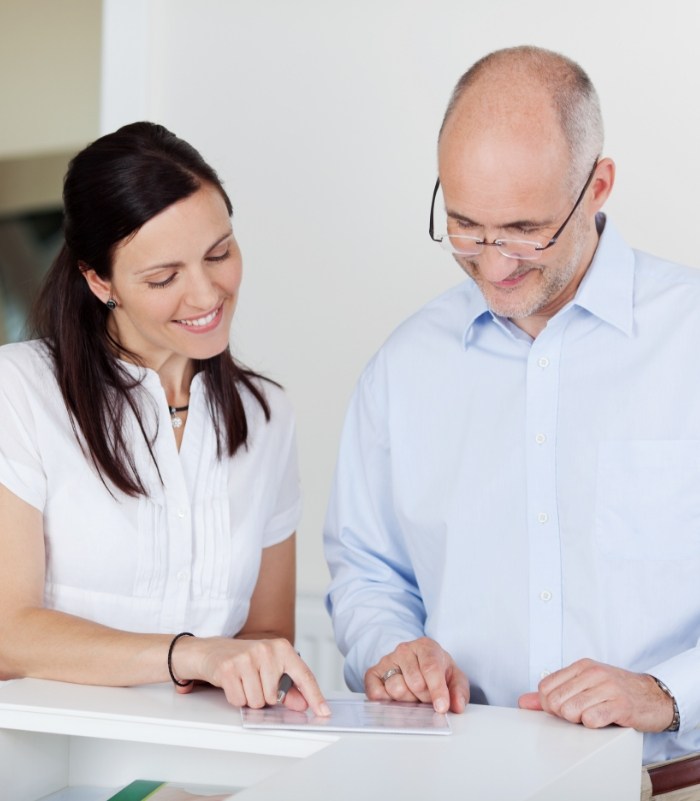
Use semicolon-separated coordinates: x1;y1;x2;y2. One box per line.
79;262;114;305
587;157;615;215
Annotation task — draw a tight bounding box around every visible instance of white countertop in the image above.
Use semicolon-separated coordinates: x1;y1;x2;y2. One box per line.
0;678;643;801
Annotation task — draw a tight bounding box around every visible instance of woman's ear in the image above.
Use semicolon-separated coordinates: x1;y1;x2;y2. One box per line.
79;262;114;305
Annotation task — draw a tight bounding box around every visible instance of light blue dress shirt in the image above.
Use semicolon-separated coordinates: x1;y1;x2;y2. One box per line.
324;217;700;763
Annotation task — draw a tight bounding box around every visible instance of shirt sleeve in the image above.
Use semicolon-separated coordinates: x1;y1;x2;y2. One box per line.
0;352;47;511
261;386;303;548
324;355;426;691
647;647;700;737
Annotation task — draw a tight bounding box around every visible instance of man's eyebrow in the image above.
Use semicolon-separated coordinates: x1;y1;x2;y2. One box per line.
446;209;480;226
446;208;554;230
133;230;233;275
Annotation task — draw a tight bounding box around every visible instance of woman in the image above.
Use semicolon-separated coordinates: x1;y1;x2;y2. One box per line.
0;122;328;716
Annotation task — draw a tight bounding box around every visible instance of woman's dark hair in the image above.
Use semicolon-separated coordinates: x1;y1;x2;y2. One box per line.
30;121;270;496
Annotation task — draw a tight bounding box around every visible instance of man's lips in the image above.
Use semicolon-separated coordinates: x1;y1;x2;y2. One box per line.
493;270;533;288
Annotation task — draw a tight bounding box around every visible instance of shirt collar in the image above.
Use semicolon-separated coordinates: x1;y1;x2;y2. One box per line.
462;283;492;335
461;214;635;347
571;214;635;337
116;358;205;395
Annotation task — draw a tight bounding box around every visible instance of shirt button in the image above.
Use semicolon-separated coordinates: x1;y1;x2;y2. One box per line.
176;570;189;582
539;590;552;602
537;512;549;524
176;509;187;519
540;670;551;679
537;357;550;368
535;433;547;445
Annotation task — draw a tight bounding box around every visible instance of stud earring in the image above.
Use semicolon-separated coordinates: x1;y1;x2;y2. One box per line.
105;298;117;310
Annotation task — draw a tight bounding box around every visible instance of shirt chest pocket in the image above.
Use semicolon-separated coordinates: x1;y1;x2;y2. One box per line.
594;440;700;560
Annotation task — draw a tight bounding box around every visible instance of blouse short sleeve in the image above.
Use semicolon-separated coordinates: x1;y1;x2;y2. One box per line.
0;343;50;511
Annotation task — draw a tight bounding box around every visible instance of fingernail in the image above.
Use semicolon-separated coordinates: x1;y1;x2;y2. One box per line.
320;702;331;716
435;699;448;713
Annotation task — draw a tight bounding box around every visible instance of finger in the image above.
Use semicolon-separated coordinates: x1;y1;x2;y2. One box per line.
556;682;617;725
384;672;421;703
446;665;470;713
213;642;266;708
259;655;286;708
380;650;425;703
580;699;619;729
284;653;330;717
365;654;407;700
365;660;420;703
414;647;451;712
240;668;267;709
540;664;605;718
365;667;393;701
220;674;248;708
518;692;543;710
282;685;309;712
538;658;597;698
396;646;433;704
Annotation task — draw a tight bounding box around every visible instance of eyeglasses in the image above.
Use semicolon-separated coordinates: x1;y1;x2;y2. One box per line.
428;160;599;260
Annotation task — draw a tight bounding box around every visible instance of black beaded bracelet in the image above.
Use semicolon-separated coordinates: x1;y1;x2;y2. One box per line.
167;631;195;687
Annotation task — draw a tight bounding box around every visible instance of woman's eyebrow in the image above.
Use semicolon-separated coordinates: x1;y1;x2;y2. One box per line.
133;230;233;275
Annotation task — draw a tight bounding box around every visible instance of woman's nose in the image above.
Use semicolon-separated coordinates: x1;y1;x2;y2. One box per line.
184;265;219;309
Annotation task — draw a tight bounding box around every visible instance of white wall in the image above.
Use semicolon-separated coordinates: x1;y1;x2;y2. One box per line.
0;0;101;159
102;0;700;595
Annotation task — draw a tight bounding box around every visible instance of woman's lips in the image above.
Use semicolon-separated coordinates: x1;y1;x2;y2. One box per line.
173;304;224;332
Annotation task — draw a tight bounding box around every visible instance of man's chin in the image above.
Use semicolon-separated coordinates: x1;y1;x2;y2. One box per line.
484;296;541;320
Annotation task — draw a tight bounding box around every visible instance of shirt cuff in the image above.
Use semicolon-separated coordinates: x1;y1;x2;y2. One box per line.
647;648;700;736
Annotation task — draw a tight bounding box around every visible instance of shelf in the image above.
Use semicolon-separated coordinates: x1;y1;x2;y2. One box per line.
0;679;334;758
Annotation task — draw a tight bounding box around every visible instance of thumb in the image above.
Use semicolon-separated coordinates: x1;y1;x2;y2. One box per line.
518;692;543;710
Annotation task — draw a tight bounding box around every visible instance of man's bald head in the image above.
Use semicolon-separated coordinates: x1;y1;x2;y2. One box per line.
439;46;603;190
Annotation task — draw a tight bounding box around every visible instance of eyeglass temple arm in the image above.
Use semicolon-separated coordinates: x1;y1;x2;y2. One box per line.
429;177;441;241
537;159;599;251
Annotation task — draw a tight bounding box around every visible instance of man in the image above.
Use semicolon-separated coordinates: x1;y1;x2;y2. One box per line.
324;46;700;798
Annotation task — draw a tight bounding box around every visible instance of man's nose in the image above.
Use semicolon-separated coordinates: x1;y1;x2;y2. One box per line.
475;244;521;282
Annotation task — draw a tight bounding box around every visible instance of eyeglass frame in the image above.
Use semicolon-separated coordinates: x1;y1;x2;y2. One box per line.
428;159;599;259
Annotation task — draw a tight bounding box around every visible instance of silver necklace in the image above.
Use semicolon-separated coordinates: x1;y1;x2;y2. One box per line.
169;404;189;429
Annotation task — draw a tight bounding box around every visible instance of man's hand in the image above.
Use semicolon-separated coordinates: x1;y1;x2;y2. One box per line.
518;658;675;732
364;637;469;714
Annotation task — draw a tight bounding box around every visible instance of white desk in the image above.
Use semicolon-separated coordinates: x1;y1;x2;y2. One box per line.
0;678;642;801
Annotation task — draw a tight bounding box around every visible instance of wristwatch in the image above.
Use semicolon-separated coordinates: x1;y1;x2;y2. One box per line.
648;675;681;732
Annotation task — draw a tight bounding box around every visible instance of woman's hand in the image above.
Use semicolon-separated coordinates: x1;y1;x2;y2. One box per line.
172;635;330;717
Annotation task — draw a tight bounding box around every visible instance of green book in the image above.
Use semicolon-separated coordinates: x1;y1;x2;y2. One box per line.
106;781;234;800
107;783;165;801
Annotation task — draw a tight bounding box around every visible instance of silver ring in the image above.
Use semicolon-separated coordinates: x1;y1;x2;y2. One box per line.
380;667;403;684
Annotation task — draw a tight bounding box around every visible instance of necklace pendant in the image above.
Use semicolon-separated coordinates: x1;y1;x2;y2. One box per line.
168;402;189;429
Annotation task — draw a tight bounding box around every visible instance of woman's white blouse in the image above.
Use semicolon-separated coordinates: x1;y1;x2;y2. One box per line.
0;341;301;637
